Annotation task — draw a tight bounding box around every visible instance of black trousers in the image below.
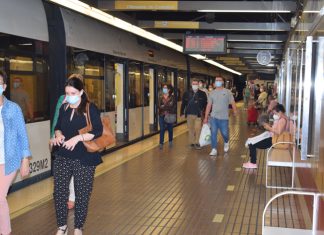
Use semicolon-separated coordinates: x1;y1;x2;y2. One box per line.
53;156;95;229
248;137;272;164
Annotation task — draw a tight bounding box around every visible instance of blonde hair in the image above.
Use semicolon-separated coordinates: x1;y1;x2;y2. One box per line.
68;73;84;82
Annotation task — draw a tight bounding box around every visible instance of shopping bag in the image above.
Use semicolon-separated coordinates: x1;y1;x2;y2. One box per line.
199;124;211;147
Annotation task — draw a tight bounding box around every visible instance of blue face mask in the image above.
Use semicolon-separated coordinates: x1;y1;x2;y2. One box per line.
0;85;4;95
215;81;223;87
162;88;168;94
66;95;80;105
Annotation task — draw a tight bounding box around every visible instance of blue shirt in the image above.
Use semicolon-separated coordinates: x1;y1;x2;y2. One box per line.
1;97;31;175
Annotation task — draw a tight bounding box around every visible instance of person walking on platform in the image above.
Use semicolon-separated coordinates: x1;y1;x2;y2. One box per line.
0;70;31;235
50;74;84;211
204;76;237;156
158;84;176;149
243;104;288;169
52;76;103;235
181;79;207;150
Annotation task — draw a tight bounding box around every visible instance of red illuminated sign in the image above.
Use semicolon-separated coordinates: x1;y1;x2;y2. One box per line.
183;35;226;54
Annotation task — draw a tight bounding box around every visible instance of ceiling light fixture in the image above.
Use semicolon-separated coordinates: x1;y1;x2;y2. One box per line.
48;0;241;75
197;10;291;13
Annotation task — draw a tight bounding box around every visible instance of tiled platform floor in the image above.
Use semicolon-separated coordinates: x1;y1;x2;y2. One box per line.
11;110;309;235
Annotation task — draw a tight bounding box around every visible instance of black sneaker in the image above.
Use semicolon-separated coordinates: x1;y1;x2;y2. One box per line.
195;144;202;150
190;144;195;147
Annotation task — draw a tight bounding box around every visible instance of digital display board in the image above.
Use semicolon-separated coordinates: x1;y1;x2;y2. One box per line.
183;34;226;54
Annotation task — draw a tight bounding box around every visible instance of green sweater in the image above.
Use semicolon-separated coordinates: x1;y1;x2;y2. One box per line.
50;95;65;138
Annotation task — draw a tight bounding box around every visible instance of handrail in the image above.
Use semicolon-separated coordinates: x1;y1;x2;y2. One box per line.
262;191;324;235
266;141;295;189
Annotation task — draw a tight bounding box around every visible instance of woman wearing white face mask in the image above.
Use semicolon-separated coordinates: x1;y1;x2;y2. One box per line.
243;104;288;169
50;74;84;212
52;76;103;235
158;84;176;149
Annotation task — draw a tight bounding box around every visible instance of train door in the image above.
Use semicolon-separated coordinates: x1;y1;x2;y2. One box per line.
143;64;155;135
128;61;143;141
105;59;126;143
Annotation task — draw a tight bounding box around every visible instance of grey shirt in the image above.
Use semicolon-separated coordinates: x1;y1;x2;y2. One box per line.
208;88;234;120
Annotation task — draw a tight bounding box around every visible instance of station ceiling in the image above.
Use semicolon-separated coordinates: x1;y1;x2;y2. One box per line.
94;0;301;78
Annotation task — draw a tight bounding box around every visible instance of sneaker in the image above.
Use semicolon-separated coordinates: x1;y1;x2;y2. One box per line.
190;144;195;147
195;144;202;150
169;142;173;147
159;144;163;149
242;162;257;169
245;139;250;148
209;149;217;156
224;142;229;152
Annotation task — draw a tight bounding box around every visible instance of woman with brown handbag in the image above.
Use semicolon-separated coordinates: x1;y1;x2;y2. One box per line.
51;76;103;235
158;84;176;149
243;104;289;169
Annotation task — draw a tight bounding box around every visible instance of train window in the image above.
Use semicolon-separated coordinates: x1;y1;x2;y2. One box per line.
128;61;142;108
67;49;105;111
0;34;50;123
9;55;49;122
143;67;151;107
0;53;4;71
177;70;187;101
105;61;116;112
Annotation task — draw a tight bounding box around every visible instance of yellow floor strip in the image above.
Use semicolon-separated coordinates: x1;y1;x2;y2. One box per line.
9;124;188;219
226;185;235;191
212;214;224;223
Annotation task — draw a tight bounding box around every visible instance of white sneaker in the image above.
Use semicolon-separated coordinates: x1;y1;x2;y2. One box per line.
224;142;229;152
245;139;251;148
209;149;217;156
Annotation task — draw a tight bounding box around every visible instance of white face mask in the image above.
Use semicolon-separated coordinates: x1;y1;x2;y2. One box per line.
273;114;280;120
192;85;198;91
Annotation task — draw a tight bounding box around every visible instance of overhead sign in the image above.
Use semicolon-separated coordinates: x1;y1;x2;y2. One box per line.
183;34;227;54
115;1;178;10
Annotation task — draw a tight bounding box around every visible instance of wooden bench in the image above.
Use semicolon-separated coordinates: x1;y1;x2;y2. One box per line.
266;142;311;189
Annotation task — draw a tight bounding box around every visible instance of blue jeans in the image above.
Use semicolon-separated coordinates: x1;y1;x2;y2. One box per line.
210;117;229;149
159;116;173;144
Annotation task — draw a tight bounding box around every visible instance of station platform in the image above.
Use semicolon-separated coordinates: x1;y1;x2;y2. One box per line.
10;108;310;235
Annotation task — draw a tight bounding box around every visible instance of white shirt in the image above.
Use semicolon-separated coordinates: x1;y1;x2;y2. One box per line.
0;106;4;164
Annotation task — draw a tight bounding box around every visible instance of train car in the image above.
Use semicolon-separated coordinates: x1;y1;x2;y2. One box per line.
0;0;236;190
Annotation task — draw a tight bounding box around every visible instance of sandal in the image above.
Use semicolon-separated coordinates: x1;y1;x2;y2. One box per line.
74;228;83;235
67;200;75;209
56;225;68;235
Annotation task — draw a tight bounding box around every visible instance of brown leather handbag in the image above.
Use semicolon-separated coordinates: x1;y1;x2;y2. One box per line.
272;118;293;149
79;103;116;152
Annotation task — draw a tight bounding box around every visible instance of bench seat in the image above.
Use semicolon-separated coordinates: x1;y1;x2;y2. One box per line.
267;147;311;168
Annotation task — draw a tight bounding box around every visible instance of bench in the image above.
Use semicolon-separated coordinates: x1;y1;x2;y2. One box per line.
266;142;311;189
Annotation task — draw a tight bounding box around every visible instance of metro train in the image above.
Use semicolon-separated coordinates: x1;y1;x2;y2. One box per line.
0;0;238;189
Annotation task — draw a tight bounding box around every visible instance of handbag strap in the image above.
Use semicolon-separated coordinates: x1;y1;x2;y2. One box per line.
85;102;93;128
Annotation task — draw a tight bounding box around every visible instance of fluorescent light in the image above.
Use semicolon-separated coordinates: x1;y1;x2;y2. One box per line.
48;0;242;75
198;10;291;13
303;10;320;13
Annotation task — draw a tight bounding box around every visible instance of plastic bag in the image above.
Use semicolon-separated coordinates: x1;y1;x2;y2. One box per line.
199;124;211;147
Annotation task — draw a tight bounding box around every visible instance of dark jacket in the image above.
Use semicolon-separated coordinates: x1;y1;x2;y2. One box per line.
180;89;207;117
158;95;176;116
